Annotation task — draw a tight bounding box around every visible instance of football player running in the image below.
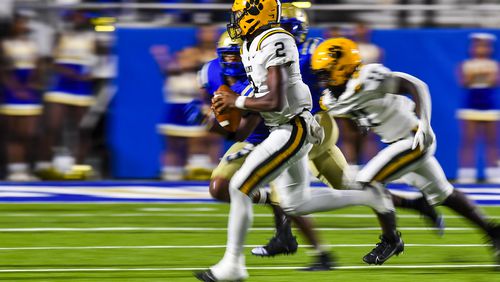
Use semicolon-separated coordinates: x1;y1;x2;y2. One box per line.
195;1;400;281
312;37;500;265
195;30;335;269
251;2;442;261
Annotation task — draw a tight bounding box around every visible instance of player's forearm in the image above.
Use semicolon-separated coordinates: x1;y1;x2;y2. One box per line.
237;65;286;112
395;73;432;123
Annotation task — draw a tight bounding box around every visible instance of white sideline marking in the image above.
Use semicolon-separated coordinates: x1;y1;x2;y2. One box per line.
0;265;497;273
2;212;499;219
139;208;216;212
0;227;475;232
0;244;490;251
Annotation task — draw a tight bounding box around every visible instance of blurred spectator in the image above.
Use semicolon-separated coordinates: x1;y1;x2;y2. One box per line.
336;22;384;175
323;26;344;39
456;33;500;183
153;25;220;180
0;13;43;181
37;10;98;179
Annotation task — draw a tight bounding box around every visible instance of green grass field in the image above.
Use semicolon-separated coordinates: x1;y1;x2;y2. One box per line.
0;203;498;281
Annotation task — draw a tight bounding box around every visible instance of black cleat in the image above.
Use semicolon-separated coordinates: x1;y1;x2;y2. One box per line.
194;270;217;282
363;233;404;265
415;197;445;236
302;252;335;271
251;234;298;257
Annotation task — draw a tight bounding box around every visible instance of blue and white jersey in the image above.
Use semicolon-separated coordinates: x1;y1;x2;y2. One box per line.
198;59;268;144
298;37;324;114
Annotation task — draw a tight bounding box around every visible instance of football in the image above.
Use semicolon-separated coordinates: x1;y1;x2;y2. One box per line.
213;84;242;132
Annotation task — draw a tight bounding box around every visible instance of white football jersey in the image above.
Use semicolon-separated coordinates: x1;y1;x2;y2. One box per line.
326;64;419;143
241;27;312;126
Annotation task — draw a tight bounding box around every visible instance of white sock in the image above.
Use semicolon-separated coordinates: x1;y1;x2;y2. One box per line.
216;188;253;271
294;187;393;215
7;163;28;174
457;167;477;183
485;167;500;183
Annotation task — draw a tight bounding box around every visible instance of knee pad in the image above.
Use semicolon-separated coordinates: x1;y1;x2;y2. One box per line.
420;180;453;205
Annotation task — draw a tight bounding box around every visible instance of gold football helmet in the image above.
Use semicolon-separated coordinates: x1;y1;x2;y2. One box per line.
227;0;281;39
280;2;309;44
311;37;362;86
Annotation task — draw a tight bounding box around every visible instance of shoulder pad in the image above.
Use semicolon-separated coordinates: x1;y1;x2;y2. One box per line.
355;64;392;92
256;28;295;51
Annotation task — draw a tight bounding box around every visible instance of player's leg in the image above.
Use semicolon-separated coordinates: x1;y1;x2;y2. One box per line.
408;156;500;262
200;118;311;281
210;142;270;204
359;137;444;231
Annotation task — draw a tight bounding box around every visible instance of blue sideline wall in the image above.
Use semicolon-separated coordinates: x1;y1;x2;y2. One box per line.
111;27;500;179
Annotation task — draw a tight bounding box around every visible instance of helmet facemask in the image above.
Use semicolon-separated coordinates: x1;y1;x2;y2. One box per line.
227;10;245;39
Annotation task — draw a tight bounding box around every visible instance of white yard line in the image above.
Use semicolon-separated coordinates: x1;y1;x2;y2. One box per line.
0;264;497;273
1;212;499;219
0;244;490;251
0;227;475;232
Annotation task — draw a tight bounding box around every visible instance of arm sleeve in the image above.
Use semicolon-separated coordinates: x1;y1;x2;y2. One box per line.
393;71;432;123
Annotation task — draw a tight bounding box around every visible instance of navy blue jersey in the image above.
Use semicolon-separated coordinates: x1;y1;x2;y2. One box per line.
198;59;269;144
298;37;324;114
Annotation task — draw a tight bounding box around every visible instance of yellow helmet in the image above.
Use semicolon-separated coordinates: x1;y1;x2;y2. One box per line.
227;0;281;39
311;37;362;86
280;2;309;44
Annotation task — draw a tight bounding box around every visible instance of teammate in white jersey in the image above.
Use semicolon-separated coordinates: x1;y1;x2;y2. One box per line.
195;2;400;281
312;37;500;265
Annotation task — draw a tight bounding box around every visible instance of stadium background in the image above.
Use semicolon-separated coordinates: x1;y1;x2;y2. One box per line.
113;27;500;179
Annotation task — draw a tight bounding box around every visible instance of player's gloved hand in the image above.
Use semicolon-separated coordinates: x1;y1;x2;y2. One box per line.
184;99;208;125
411;120;435;151
319;89;336;111
226;144;255;162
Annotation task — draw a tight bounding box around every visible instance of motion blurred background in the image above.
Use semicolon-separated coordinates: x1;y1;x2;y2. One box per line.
0;0;499;183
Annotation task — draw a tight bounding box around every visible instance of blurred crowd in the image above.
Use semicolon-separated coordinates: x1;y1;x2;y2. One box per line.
0;10;115;180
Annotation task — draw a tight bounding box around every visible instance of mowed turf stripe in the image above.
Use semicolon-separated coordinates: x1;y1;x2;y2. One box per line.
0;244;490;251
0;227;476;232
0;265;497;273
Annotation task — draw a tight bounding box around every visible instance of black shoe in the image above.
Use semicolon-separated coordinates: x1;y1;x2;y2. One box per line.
194;270;218;282
251;234;298;257
363;233;404;265
302;252;335;271
415;197;445;236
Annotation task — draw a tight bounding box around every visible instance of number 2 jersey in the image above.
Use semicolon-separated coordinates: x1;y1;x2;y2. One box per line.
241;27;312;127
198;58;269;144
326;63;420;143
